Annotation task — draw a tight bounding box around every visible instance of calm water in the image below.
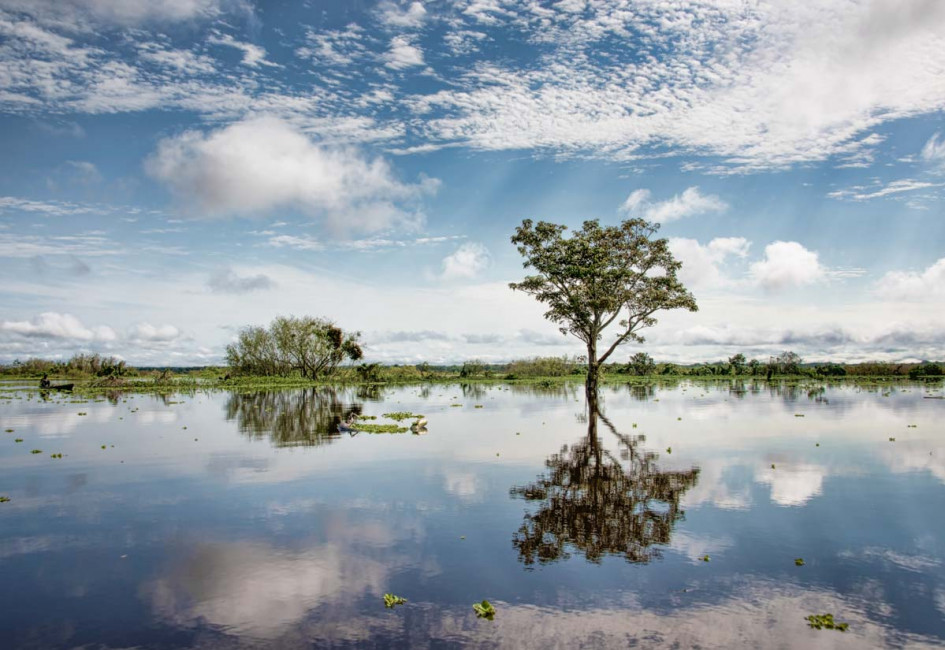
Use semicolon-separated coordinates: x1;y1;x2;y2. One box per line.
1;380;944;649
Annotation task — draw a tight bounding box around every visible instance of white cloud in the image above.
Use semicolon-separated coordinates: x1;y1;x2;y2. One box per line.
669;237;750;289
749;241;825;291
827;178;939;201
207;33;275;68
441;242;490;280
621;186;728;223
378;1;427;29
145;116;437;232
921;132;945;166
0;0;244;28
384;35;424;69
128;323;182;342
874;258;945;301
208;268;275;294
1;312;116;341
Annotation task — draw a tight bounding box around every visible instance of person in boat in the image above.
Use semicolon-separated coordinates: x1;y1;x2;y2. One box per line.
39;373;51;389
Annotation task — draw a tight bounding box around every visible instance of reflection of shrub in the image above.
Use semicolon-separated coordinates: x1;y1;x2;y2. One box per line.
816;363;847;377
909;362;943;379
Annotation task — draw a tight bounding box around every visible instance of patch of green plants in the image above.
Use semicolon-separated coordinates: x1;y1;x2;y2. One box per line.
701;555;710;562
4;428;12;433
473;600;496;620
795;558;805;566
0;496;10;503
805;613;848;631
30;449;42;454
382;412;424;421
383;593;407;608
357;415;377;420
357;423;409;434
51;453;63;459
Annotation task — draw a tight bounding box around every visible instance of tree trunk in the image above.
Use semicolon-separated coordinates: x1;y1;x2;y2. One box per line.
586;341;599;402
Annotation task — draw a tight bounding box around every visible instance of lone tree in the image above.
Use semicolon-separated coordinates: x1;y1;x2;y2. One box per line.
510;218;697;395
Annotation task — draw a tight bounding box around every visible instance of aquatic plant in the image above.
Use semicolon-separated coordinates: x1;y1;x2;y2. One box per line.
795;558;805;566
30;449;42;454
14;438;23;443
805;613;848;631
666;447;672;454
0;496;10;503
357;423;409;434
473;600;496;620
383;593;407;608
4;428;12;433
51;453;63;459
701;555;710;562
382;412;424;421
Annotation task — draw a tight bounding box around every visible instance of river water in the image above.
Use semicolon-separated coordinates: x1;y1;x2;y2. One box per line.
1;380;943;648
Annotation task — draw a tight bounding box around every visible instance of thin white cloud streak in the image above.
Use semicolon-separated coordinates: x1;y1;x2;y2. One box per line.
827;179;940;201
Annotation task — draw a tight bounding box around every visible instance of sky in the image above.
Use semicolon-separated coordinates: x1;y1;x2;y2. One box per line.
0;0;943;366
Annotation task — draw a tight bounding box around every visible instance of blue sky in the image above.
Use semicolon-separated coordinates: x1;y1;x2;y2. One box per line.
0;0;943;365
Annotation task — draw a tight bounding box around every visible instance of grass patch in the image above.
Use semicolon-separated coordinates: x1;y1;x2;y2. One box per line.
805;613;848;631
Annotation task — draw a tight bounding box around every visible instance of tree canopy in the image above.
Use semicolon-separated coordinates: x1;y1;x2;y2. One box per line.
225;315;363;379
510;218;697;392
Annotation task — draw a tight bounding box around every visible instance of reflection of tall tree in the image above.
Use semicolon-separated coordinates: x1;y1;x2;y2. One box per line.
511;395;699;565
225;388;362;447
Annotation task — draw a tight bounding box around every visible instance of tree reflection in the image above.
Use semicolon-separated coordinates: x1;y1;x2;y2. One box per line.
511;394;699;565
225;388;363;447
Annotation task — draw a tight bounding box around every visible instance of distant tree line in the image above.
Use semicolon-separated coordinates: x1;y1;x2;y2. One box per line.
1;353;129;378
224;316;363;380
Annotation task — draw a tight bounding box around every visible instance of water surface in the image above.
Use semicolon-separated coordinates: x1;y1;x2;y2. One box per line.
1;380;944;648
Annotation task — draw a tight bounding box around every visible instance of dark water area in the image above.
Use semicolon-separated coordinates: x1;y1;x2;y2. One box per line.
1;380;944;648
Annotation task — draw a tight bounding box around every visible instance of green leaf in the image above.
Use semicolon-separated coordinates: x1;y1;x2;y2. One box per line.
473;600;496;620
383;593;407;609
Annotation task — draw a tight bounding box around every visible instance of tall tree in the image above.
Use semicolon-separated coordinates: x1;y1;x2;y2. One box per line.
510;218;697;395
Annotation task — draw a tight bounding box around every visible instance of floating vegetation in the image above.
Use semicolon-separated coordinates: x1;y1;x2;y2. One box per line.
815;443;820;447
0;496;10;503
30;449;42;454
4;428;12;433
771;464;776;469
794;414;805;417
666;447;672;454
701;555;710;562
907;424;917;428
383;593;407;609
450;404;462;407
795;558;805;566
805;613;849;631
78;412;87;416
383;412;424;421
889;437;896;442
473;600;496;620
357;415;377;421
51;453;63;459
357;423;409;434
14;438;23;443
101;445;107;450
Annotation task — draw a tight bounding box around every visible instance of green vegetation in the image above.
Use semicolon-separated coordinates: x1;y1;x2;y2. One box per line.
225;315;362;380
509;217;697;394
0;496;10;503
795;558;805;566
14;438;23;443
805;613;849;631
30;449;42;454
473;600;496;620
383;594;407;608
357;423;409;434
382;412;425;421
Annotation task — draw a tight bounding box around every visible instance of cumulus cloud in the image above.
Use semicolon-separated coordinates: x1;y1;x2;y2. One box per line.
378;1;427;29
384;36;425;69
128;323;182;342
440;242;490;280
145;116;438;232
669;237;750;289
755;464;825;507
749;242;825;291
874;257;945;301
0;312;116;341
208;268;275;294
620;187;727;223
